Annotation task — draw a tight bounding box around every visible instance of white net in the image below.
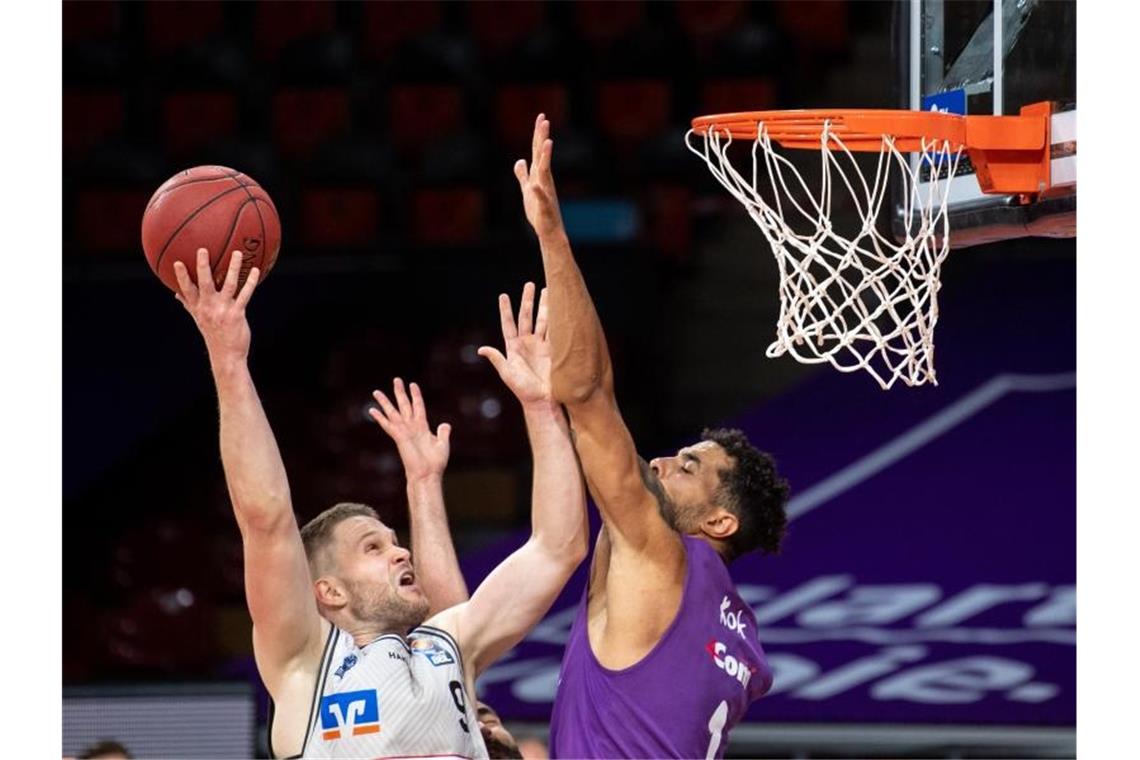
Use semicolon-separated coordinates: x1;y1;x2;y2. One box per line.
686;121;963;389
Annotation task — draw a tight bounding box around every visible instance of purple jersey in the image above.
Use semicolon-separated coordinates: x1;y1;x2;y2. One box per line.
549;535;772;758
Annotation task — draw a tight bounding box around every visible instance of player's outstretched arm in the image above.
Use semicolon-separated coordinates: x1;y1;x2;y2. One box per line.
434;283;589;677
174;248;324;693
515;116;680;562
369;378;468;616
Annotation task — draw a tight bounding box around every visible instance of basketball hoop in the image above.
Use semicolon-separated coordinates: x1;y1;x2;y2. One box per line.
686;104;1052;389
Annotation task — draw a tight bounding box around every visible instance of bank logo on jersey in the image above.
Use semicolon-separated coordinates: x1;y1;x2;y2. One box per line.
706;639;755;689
319;689;380;740
410;637;455;667
720;595;748;639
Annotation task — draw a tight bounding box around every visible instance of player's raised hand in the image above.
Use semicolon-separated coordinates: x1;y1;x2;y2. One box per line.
478;282;553;408
174;247;260;364
514;114;564;239
369;378;451;483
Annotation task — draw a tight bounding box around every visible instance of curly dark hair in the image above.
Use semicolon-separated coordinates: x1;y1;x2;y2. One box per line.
701;428;790;562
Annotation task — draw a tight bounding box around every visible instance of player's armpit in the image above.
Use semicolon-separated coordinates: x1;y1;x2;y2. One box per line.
242;516;328;695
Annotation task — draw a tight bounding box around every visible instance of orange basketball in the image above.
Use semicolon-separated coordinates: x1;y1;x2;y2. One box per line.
141;166;281;292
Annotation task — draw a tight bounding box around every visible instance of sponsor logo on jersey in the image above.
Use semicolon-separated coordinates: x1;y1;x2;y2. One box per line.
334;653;358;679
720;595;748;639
706;639;755;689
410;637;456;667
319;689;380;740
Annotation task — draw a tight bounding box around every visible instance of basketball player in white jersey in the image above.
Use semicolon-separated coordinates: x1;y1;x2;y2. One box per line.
370;284;548;760
172;250;587;758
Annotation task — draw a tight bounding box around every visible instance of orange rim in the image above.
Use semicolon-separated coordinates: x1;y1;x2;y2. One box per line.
690;104;1052;196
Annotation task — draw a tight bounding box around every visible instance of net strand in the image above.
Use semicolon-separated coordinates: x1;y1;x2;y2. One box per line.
685;122;962;389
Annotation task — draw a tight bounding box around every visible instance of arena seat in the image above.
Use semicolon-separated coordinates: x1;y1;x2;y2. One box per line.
299;186;381;249
467;0;545;55
144;0;225;58
495;84;570;146
255;0;337;62
388;84;466;152
272;88;352;158
411;187;485;245
576;0;645;49
360;0;442;61
162;91;238;156
595;80;671;142
63;90;125;159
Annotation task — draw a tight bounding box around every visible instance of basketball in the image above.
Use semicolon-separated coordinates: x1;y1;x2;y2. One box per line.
141;166;281;292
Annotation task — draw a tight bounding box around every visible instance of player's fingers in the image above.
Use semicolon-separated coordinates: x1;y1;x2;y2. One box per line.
235;267;260;310
367;407;395;434
220;250;243;297
531;112;544;168
534;287;549;338
538;138;554;178
195;248;215;294
477;346;509;376
409;381;427;422
393;377;414;420
518;282;536;336
372;389;400;422
497;293;518;340
513;159;528;189
436;423;451;445
173;261;198;304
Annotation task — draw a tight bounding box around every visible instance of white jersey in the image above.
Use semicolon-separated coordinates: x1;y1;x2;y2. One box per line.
275;624;488;759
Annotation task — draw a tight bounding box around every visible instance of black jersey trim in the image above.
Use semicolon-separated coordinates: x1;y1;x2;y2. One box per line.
413;624;466;675
265;623;336;759
301;625;339;756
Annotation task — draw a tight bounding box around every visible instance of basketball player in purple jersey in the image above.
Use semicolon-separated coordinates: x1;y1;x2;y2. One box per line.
513;115;791;758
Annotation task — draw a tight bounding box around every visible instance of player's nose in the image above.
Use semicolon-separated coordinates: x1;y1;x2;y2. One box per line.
649;457;666;477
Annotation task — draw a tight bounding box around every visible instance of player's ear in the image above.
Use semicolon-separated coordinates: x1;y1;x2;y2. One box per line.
701;508;738;540
314;576;347;609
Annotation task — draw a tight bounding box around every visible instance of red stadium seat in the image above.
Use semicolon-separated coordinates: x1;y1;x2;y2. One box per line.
73;188;151;253
255;0;337;61
576;0;644;48
273;88;351;158
388;85;465;151
675;0;748;41
467;0;544;54
63;0;120;46
495;84;569;146
63;90;125;158
699;78;778;115
595;80;671;142
411;187;485;245
646;185;693;262
144;0;224;57
162;91;238;155
360;0;442;60
300;187;381;248
775;0;850;53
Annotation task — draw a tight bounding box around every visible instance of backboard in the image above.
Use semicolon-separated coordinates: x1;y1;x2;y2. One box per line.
897;0;1076;248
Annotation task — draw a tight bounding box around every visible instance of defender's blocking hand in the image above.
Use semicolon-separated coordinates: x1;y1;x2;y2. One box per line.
514;114;564;239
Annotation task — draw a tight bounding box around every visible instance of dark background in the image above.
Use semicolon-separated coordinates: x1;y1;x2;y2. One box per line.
64;0;902;689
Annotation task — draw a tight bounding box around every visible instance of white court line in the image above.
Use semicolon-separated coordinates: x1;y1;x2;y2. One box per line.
787;372;1077;520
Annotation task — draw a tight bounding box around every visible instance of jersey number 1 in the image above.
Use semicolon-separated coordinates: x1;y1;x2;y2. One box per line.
705;700;728;759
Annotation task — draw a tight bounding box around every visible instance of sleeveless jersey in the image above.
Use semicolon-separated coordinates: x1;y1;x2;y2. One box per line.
278;623;488;759
548;535;773;759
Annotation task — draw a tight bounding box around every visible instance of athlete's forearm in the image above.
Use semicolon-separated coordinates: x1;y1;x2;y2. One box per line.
522;400;589;562
407;474;470;615
211;357;294;531
537;230;614;405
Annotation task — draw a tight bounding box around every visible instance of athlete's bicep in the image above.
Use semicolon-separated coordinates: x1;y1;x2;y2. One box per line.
242;515;327;691
565;391;675;553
